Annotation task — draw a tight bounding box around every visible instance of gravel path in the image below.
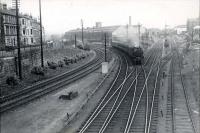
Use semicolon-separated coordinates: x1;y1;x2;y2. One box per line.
0;53;118;133
59;56;119;133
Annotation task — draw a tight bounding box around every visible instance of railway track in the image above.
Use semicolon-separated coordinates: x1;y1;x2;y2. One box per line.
123;54;161;133
166;50;198;133
78;46;162;133
78;49;130;133
0;49;106;113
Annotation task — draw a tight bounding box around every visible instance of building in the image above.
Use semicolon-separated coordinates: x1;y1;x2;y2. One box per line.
95;22;102;28
174;25;187;34
20;14;41;46
0;3;42;50
0;9;5;50
64;22;154;49
187;18;199;34
0;4;17;48
64;23;119;43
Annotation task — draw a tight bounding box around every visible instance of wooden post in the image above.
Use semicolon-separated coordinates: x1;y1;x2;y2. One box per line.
39;0;44;67
16;0;22;79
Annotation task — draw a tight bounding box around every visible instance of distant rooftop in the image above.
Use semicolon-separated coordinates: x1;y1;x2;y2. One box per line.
0;3;38;21
174;25;186;28
68;25;120;33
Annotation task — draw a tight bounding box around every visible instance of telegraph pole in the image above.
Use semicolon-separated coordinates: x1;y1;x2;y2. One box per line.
15;0;22;80
199;0;200;39
126;24;129;40
198;0;200;120
74;34;76;48
104;33;107;62
81;19;84;45
165;24;167;38
39;0;44;67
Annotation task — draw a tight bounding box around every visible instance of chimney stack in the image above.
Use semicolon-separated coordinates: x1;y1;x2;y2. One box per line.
3;4;7;10
129;16;132;25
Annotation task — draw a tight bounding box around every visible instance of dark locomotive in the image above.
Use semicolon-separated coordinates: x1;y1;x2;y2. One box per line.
111;41;144;65
164;39;169;48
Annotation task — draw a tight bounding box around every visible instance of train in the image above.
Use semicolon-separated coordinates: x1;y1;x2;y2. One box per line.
111;25;149;65
112;40;144;65
164;39;169;48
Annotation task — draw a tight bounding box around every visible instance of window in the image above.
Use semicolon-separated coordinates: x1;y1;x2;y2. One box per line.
23;28;26;35
13;38;16;45
22;19;25;25
5;26;9;35
31;38;33;43
30;29;33;35
24;38;26;44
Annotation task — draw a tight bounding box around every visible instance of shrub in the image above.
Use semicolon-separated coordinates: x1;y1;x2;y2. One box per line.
6;76;19;86
84;45;90;51
63;57;70;65
31;66;45;75
73;57;77;63
58;61;64;67
47;61;57;69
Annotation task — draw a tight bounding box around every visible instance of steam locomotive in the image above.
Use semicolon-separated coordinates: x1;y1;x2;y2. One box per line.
112;40;144;65
164;39;169;48
111;25;148;65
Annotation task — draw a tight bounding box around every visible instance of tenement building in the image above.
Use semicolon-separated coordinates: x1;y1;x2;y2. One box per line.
0;3;42;50
187;18;199;34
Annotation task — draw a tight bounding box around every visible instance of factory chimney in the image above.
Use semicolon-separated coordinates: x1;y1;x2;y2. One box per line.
129;16;132;25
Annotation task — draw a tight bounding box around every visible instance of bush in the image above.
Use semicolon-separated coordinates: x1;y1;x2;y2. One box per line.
47;61;57;69
63;57;73;64
63;57;70;65
72;57;77;63
58;61;64;67
84;45;90;51
6;76;19;86
31;66;45;75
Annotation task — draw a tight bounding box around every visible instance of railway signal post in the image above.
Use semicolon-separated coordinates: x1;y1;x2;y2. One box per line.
102;33;108;74
104;33;107;62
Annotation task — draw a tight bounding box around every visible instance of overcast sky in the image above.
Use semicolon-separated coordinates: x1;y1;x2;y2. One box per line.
1;0;199;35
